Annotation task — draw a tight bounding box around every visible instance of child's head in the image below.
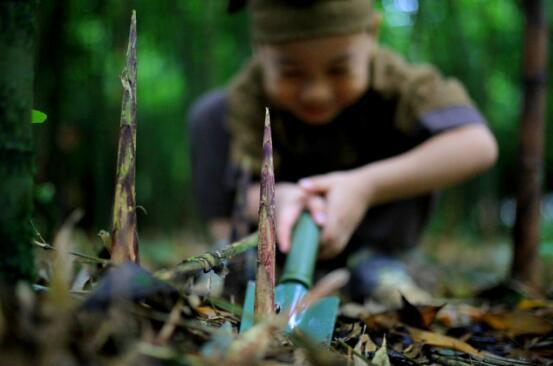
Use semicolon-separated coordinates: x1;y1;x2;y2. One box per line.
250;0;378;125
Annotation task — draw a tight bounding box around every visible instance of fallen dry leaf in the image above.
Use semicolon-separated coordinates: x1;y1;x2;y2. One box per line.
397;295;444;329
371;336;391;366
363;313;398;330
354;333;377;355
436;303;485;328
226;319;280;363
195;306;218;319
482;311;553;336
517;298;553;310
407;326;482;357
353;333;377;365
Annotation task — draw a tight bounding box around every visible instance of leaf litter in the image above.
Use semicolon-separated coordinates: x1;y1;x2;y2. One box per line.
3;230;553;366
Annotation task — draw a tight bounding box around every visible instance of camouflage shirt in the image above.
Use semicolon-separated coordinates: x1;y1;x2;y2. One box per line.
227;46;485;181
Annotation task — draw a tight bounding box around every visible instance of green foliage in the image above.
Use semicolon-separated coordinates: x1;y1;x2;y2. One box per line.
32;109;47;124
35;182;55;204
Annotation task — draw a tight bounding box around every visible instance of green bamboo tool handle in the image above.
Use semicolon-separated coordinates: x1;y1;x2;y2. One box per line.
280;212;320;288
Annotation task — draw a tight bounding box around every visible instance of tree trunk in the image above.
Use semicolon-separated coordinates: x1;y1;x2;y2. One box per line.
0;0;37;283
511;0;549;288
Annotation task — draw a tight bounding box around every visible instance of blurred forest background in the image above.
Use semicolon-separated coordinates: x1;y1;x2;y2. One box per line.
31;0;553;276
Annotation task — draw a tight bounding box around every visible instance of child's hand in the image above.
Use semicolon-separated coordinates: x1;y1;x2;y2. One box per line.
299;170;372;259
273;183;327;253
273;183;305;253
247;181;328;253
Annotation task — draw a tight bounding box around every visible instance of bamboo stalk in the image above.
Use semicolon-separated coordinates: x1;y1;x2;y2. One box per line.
511;0;548;288
111;10;139;265
154;232;258;281
254;108;276;318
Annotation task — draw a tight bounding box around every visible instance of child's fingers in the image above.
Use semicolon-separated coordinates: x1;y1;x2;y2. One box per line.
306;195;327;225
276;204;303;253
319;229;347;259
318;214;341;259
298;175;333;193
318;194;351;259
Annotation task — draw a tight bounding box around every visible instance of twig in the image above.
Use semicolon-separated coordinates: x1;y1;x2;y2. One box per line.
154;232;258;281
137;343;209;366
254;107;276;318
155;299;183;345
33;240;110;266
31;284;90;298
129;305;218;335
30;219;48;246
32;213;103;265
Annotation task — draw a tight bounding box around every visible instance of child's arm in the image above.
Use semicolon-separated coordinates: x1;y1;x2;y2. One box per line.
300;124;498;259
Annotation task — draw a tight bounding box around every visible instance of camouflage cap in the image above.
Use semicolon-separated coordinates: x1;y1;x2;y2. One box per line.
250;0;374;43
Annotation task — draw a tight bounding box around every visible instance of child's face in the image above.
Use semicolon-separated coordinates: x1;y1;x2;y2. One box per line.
257;32;373;125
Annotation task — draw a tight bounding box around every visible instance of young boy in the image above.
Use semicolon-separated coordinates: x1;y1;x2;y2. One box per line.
188;0;497;305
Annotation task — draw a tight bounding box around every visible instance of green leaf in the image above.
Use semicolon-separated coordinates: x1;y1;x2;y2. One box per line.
32;110;47;124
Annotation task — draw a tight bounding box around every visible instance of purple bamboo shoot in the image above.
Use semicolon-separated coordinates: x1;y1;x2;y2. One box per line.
254;108;276;317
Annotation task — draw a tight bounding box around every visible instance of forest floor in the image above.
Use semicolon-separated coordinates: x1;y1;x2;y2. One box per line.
1;229;552;366
136;230;553;298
